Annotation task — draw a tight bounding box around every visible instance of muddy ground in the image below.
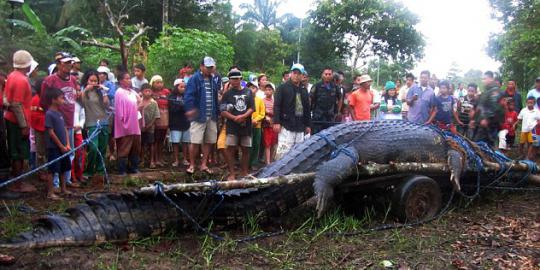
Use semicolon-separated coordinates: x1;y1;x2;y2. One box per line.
0;166;539;269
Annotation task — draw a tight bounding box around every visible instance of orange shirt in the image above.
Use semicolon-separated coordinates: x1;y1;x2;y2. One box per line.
4;70;32;126
348;89;373;121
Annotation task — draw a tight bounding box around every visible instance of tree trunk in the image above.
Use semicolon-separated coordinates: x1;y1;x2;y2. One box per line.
119;34;127;69
162;0;169;32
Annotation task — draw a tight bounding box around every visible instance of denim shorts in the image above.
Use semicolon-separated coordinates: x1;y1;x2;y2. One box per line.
170;130;190;143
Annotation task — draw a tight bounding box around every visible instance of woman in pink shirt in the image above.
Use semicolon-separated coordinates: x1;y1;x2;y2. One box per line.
114;71;142;175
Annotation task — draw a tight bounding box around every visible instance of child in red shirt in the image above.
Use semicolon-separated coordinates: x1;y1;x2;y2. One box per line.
498;99;518;152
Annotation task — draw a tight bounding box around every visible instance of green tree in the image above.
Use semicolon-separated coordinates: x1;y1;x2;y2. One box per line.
240;0;282;29
462;69;483;88
311;0;425;76
488;0;540;90
366;58;413;88
147;27;234;84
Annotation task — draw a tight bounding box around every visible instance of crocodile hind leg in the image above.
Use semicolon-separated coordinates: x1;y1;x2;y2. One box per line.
313;146;358;218
448;149;465;191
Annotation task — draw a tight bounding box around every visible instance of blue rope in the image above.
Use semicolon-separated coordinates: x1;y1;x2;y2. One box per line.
154;181;285;243
0;115;111;190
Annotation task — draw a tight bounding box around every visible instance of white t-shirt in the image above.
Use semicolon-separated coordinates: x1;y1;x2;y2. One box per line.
131;77;148;92
398;85;411;111
518;107;540;132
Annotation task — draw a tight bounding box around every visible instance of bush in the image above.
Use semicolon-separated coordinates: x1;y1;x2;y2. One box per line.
147;26;234;86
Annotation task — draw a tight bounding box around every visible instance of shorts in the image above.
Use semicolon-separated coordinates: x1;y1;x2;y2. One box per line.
217;125;227;150
34;130;46;158
520;132;533;144
154;128;168;144
47;147;72;173
275;128;305;160
263;127;278;147
226;134;252;147
141;131;155;145
170;130;190;143
189;119;217;144
6;120;29;160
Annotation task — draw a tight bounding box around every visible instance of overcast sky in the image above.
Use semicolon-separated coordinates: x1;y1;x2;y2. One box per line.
230;0;502;77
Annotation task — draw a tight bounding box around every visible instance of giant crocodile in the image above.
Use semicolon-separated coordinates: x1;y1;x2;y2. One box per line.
1;120;538;249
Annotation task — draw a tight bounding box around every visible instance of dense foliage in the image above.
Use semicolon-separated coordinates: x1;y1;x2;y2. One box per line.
488;0;540;90
1;0;425;84
147;27;234;84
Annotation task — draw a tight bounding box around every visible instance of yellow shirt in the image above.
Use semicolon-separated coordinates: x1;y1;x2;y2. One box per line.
252;96;266;128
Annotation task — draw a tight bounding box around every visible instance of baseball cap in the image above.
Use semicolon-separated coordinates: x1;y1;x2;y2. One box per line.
173;78;184;86
384;81;396;91
222;77;229;83
97;66;111;74
227;69;242;79
290;63;305;74
72;56;81;63
54;52;73;63
203;56;216;67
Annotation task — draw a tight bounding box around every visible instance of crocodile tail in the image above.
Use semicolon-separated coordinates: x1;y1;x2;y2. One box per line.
0;193;180;249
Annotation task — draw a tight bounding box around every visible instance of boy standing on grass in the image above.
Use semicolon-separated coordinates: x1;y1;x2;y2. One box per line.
45;88;72;200
139;84;160;168
514;96;540;160
262;83;278;164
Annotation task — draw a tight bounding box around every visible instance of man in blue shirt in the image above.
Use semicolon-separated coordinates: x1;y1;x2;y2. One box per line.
184;56;220;174
406;70;437;124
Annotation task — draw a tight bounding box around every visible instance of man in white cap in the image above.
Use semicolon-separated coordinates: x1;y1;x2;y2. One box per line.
70;56;83;83
184;56;220;174
3;50;37;193
348;74;377;121
41;52;81;188
273;63;311;160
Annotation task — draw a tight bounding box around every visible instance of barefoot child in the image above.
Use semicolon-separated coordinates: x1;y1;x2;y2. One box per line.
514;96;540;160
140;83;160;168
168;79;191;167
45;88;71;199
262;83;278;164
433;80;464;133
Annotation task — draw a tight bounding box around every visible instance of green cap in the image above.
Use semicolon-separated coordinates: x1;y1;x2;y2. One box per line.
384;81;396;91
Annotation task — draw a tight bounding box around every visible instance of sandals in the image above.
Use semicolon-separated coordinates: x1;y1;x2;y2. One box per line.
186;167;195;174
182;160;190;166
47;193;61;201
171;162;179;168
200;167;214;174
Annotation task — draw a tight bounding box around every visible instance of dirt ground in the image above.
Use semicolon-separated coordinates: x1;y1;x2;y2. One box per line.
0;166;539;269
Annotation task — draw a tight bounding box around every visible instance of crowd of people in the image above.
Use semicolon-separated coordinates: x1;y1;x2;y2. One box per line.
1;49;540;200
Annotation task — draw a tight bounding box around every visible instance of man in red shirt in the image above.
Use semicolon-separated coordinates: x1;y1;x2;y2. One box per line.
4;50;37;193
348;75;375;121
41;52;81;188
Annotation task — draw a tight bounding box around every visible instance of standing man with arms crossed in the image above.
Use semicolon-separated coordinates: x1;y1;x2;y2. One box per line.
310;67;342;134
273;64;311;160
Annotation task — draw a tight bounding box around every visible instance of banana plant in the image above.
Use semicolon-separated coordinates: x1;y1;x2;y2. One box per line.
6;3;90;50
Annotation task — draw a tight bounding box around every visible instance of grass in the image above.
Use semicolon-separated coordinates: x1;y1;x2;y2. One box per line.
1;201;33;238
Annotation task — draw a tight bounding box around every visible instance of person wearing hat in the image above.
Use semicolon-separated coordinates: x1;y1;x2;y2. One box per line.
406;70;437;125
150;75;170;167
97;66;116;104
273;63;311;160
310;66;342;134
168;79;191;167
379;81;403;120
220;69;254;180
184;56;220;174
348;74;377;121
526;77;540;110
41;52;81;188
70;56;83;83
4;50;37;193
